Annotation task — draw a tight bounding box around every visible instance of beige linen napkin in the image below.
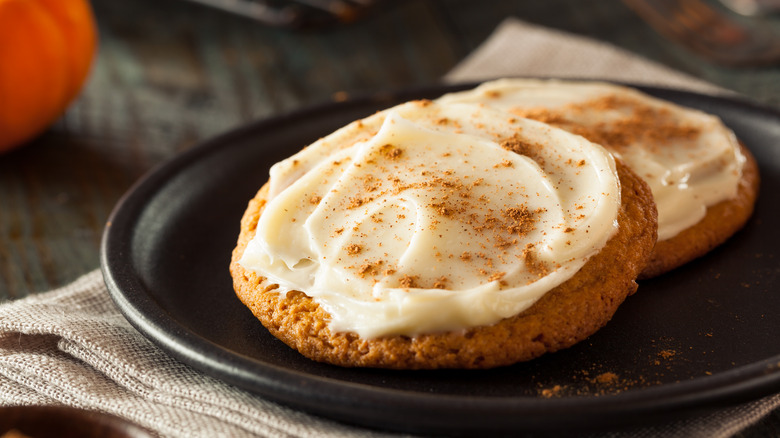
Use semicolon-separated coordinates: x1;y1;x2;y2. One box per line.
1;17;778;438
444;17;726;93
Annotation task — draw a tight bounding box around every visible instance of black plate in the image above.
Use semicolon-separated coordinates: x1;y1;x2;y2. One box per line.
101;83;780;435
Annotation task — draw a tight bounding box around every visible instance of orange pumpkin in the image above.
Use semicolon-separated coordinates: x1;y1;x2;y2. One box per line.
0;0;97;152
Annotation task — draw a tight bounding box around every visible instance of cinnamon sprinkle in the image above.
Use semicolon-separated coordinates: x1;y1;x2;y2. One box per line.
356;260;383;278
345;244;363;256
432;276;448;289
347;195;375;209
500;135;546;165
520;243;549;277
399;275;418;288
503;206;536;236
513;96;702;152
488;272;506;282
379;144;403;160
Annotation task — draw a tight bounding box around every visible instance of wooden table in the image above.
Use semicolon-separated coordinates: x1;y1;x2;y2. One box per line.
1;0;778;435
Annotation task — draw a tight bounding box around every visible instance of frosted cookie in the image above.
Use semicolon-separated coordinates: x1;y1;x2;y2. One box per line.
438;79;759;278
230;101;657;369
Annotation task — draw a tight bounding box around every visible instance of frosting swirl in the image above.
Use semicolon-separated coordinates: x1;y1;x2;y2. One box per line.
438;79;746;240
240;100;621;338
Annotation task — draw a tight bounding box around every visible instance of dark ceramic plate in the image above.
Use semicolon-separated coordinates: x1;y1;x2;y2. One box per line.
101;83;780;435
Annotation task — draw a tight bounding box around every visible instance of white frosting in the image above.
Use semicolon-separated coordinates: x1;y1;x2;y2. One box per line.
240;100;621;338
438;78;746;240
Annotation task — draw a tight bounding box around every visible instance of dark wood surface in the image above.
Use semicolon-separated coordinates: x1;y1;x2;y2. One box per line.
1;0;778;435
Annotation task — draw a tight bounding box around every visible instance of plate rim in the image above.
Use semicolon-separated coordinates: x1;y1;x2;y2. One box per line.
100;80;780;434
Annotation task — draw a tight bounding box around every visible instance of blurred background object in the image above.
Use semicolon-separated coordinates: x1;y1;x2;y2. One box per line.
0;405;154;438
176;0;389;28
622;0;780;66
719;0;780;16
0;0;97;152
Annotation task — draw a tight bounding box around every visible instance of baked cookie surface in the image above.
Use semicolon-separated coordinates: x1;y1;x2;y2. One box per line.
230;161;657;369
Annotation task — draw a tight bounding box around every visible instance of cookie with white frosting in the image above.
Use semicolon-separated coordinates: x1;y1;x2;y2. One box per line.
230;100;657;369
438;79;759;278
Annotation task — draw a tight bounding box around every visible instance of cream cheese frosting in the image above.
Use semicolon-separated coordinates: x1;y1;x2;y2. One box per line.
239;100;621;338
438;78;746;241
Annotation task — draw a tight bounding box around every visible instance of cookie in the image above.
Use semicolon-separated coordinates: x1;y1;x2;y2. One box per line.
438;79;759;278
230;101;657;369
